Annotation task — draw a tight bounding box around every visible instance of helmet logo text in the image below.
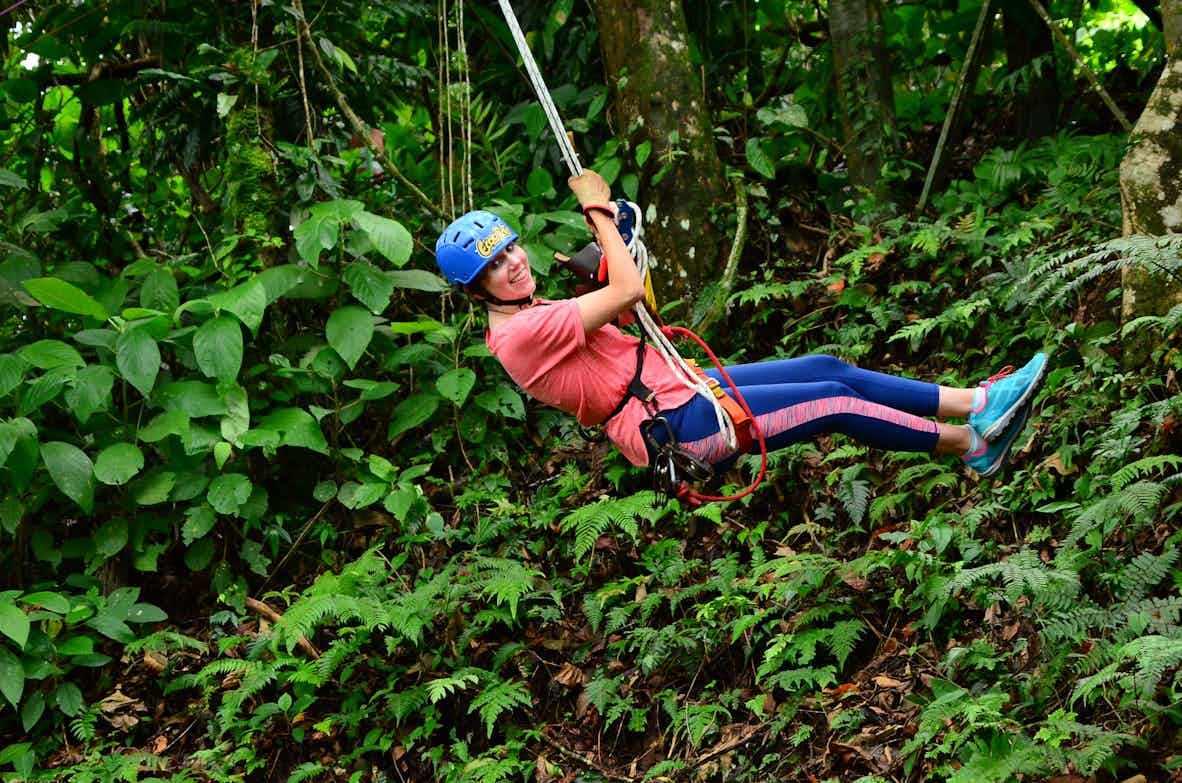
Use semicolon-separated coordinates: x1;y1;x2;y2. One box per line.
476;225;513;258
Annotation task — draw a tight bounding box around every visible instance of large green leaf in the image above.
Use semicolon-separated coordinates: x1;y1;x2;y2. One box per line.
437;368;477;406
64;365;114;424
209;278;267;335
0;354;26;397
326;306;373;370
219;384;250;443
139;410;190;442
256;408;328;454
0;602;30;649
19;367;71;415
476;385;526;419
22;278;108;320
256;265;310;304
19;340;84;370
343;259;395;314
21;690;43;732
93;518;128;560
193;316;243;381
140;266;179;314
207;474;252;515
0;646;24;708
354;211;412;267
94;443;145;486
294;199;364;266
133;470;175;506
40;442;95;513
182;504;216;546
115;327;160;397
55;682;83;716
388;393;439;439
4;418;38;491
388;269;448;293
155;381;226;417
17;592;69;614
746;137;776;179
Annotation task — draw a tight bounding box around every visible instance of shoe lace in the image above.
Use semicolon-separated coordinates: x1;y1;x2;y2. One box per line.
981;365;1014;387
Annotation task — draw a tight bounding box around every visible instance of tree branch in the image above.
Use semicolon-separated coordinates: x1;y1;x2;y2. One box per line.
244;597;321;659
289;0;446;220
49;55;161;86
1026;0;1132;132
693;177;749;333
918;0;994;212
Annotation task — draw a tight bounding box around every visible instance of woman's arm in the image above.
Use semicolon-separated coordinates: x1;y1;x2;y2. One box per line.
568;171;646;334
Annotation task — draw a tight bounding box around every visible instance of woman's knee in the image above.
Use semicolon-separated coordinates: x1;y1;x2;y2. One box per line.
809;354;853;376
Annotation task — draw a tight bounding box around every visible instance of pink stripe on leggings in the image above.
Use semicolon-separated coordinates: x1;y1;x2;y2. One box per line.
680;396;939;464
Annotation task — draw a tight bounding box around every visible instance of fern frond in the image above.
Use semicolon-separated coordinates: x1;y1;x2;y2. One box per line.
426;668;482;703
1118;550;1179;601
827;619;865;669
469;677;532;737
562;492;658;560
470;556;543;619
1025;234;1182;306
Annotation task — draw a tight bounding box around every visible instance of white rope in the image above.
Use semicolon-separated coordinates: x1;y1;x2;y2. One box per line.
496;0;737;451
497;0;581;176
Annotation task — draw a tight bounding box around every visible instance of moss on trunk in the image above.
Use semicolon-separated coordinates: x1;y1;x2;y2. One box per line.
1119;52;1182;362
589;0;726;308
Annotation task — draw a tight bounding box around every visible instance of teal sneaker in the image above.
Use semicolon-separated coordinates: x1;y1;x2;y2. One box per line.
969;353;1049;442
963;406;1030;477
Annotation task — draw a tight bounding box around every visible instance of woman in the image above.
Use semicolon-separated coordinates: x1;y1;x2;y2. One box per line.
434;171;1048;479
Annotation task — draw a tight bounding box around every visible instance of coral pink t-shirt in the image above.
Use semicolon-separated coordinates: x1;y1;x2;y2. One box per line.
486;299;696;466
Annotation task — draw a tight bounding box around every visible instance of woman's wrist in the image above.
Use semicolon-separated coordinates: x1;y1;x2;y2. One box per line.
581;203;615;229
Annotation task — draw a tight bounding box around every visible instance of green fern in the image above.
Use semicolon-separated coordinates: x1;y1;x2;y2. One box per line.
286;762;328;783
426;669;481;703
1060;479;1168;552
1122;301;1182;337
561;491;660;561
470;556;542;618
1118;550;1179;600
948;548;1080;609
469;677;532;737
1072;635;1182;704
827;619;866;669
1110;454;1182;490
1024;234;1182;306
836;465;870;525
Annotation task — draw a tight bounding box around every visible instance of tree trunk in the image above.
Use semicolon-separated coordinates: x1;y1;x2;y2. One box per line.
589;0;727;308
829;0;896;201
1119;8;1182;358
1000;0;1057;139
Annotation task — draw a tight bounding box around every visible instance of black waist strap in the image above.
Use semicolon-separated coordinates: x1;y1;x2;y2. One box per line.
599;333;656;427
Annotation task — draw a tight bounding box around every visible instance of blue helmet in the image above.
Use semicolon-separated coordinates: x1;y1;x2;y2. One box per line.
435;210;519;285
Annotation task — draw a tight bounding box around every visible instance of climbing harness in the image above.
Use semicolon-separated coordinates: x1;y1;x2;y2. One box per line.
496;0;768;505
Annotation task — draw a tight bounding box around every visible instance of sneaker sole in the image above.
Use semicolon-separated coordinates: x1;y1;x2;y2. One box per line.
978;405;1031;477
980;356;1049;442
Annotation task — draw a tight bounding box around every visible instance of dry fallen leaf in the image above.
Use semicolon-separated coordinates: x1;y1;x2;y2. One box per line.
143;651;167;673
872;675;903;689
552;662;585;688
99;689;140;714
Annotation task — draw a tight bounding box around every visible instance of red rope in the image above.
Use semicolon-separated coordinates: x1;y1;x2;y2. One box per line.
661;326;768;505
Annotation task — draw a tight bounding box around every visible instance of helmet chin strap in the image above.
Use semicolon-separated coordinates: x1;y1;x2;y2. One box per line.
476;286;534;308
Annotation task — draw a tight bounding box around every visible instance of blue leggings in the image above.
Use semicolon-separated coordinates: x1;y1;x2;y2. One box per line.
650;355;941;468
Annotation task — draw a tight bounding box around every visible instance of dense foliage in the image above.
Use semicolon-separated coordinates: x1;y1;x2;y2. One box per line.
0;0;1178;781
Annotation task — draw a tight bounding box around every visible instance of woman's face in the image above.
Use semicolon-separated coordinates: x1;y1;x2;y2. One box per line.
480;242;535;301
